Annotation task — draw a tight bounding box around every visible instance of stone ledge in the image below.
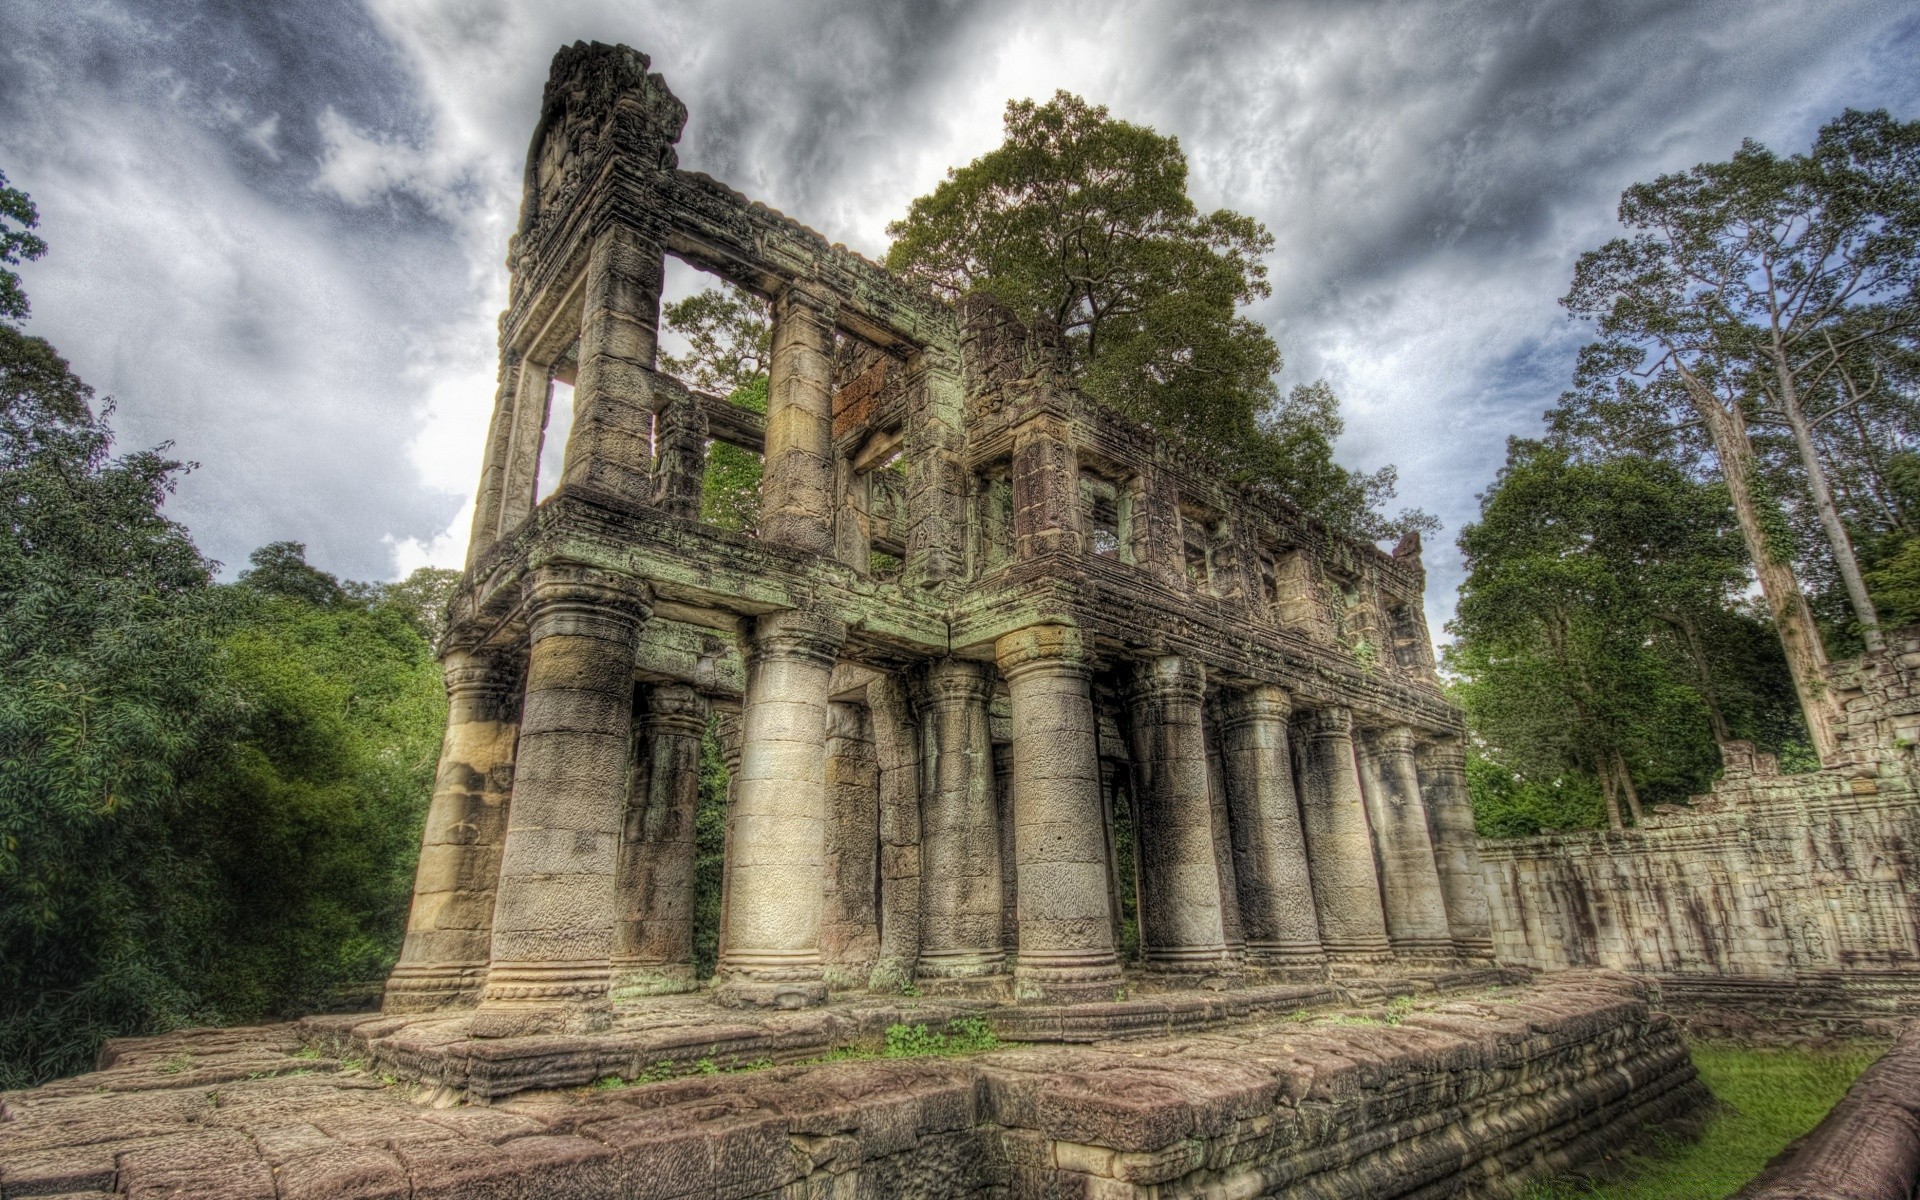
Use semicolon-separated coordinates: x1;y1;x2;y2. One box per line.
301;968;1515;1103
0;971;1702;1200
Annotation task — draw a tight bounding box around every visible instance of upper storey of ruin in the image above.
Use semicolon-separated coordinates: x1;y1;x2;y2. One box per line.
454;42;1454;737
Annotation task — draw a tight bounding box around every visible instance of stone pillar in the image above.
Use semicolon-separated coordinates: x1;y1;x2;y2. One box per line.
1418;737;1496;960
904;347;965;588
821;701;880;985
385;647;520;1012
468;353;523;563
1011;414;1081;560
867;675;921;992
611;683;707;998
1203;711;1247;966
717;609;846;1007
995;626;1124;1002
651;386;708;520
482;565;651;1009
712;706;744;964
562;224;665;508
1216;687;1326;972
760;283;837;554
1294;706;1393;965
495;357;554;536
916;659;1006;983
1126;657;1232;974
1358;726;1455;959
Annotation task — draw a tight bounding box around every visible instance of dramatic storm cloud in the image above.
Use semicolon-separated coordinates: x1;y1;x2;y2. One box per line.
3;0;1916;638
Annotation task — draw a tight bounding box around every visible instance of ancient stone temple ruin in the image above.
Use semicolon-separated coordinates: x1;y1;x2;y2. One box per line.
0;44;1712;1200
382;40;1494;1018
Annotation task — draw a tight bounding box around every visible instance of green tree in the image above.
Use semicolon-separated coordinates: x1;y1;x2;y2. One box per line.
1558;109;1920;757
1447;441;1799;831
886;91;1430;540
663;284;770;533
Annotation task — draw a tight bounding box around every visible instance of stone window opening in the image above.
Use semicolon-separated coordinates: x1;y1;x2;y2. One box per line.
854;431;908;580
1079;469;1134;562
532;375;575;505
1179;503;1225;594
976;464;1014;573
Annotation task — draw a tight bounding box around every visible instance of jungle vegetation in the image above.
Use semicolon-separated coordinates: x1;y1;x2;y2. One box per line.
1453;110;1920;835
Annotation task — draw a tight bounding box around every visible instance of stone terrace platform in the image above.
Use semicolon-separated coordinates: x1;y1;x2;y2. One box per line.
0;971;1704;1199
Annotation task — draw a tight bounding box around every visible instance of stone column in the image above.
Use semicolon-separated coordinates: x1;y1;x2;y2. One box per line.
1126;657;1232;974
495;357;554;536
916;659;1006;983
1216;687;1326;972
717;609;846;1007
760;283;837;554
562;224;665;508
1418;737;1496;960
995;626;1124;1002
821;701;880;985
1011;414;1081;560
611;683;707;998
482;565;650;1009
904;346;965;588
468;354;523;562
651;386;708;520
712;706;744;964
1203;711;1247;966
385;647;520;1013
1294;706;1393;965
1359;726;1455;959
867;675;921;992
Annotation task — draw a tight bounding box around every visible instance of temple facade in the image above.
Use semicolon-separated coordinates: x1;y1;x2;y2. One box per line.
383;41;1493;1016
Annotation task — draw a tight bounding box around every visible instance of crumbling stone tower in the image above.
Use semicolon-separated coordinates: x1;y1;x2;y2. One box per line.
383;42;1493;1016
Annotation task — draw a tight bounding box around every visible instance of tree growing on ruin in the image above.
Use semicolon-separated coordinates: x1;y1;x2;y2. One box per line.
1557;109;1920;759
885;92;1432;540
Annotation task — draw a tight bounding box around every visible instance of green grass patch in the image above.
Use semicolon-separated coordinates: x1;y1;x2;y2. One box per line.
1523;1039;1885;1199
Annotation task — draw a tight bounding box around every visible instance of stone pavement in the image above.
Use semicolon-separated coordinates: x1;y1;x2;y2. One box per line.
0;971;1703;1199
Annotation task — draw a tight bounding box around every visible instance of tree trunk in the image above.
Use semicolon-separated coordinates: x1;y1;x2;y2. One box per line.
1596;754;1626;832
1612;750;1644;824
1685;375;1839;762
1776;360;1884;652
1664;613;1734;745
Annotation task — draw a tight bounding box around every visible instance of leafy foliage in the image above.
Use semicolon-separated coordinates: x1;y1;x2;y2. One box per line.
887;92;1432;540
0;183;446;1085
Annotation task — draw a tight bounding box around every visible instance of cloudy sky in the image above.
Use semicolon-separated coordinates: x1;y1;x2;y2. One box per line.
4;0;1916;640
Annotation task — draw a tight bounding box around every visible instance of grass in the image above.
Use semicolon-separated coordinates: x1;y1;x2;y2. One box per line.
1523;1039;1885;1200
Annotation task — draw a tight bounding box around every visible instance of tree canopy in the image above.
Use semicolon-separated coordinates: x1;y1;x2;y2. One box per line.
886;91;1432;541
0;181;451;1085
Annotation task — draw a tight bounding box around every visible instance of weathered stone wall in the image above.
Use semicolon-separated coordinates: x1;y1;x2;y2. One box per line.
1480;635;1920;1019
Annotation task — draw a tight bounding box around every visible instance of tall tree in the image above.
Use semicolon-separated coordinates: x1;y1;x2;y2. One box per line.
1560;109;1920;757
886;91;1431;540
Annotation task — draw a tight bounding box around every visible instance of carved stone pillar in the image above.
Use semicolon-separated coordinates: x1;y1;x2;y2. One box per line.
916;659;1006;982
1011;414;1081;560
821;701;880;985
712;705;744;964
468;353;522;563
496;356;554;536
1216;686;1326;972
867;675;922;992
716;609;846;1007
1359;726;1455;959
1294;706;1393;965
651;386;708;520
611;683;707;997
760;283;837;554
904;347;965;589
482;566;651;1008
1127;656;1232;974
1418;737;1496;960
385;647;520;1012
562;224;664;508
1203;710;1247;966
995;626;1124;1001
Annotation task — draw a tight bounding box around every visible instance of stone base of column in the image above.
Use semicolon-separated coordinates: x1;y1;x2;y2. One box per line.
609;962;699;999
915;948;1007;980
1391;937;1459;962
1013;949;1125;1004
1143;944;1239;975
481;960;613;1006
868;957;917;994
1321;939;1397;973
715;950;829;1010
1244;941;1329;977
914;974;1015;1002
382;963;487;1014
